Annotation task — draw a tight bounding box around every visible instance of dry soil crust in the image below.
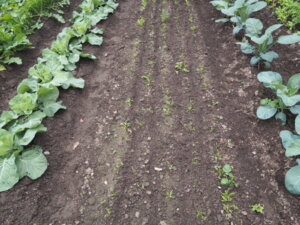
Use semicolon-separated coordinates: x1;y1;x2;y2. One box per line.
0;0;300;225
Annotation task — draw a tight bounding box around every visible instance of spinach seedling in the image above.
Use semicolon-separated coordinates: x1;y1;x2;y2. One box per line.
216;164;238;187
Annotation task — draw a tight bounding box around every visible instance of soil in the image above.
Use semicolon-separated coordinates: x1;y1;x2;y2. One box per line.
0;0;300;225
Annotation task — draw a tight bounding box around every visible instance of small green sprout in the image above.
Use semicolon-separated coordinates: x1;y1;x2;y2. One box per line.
197;67;206;73
166;190;175;199
125;98;133;106
190;26;197;31
142;73;153;85
221;190;235;202
175;62;190;73
137;16;145;26
120;120;131;131
250;204;264;214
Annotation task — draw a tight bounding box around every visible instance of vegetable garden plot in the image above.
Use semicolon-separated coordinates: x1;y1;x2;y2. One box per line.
1;0;300;224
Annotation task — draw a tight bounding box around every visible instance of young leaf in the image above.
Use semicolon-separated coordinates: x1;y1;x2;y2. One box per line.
0;155;19;192
245;18;263;36
256;105;277;120
260;51;279;62
275;112;287;125
290;105;300;115
9;93;37;116
16;146;48;180
257;71;282;88
287;73;300;90
0;111;18;128
14;125;47;146
86;33;103;45
295;115;300;135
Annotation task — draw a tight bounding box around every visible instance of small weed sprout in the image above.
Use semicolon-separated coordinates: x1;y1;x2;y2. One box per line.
137;16;145;26
250;204;264;214
175;62;190;73
125;98;133;106
215;164;238;187
166;190;175;199
221;190;235;202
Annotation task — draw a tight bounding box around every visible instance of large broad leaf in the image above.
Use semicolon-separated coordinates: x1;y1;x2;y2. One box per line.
277;35;300;45
28;63;53;83
285;160;300;195
256;105;277;120
14;125;47;146
16;146;48;180
280;130;300;157
0;129;14;157
86;33;103;45
295;115;300;135
37;85;59;104
9;93;37;116
257;71;282;88
287;73;300;90
0;111;18;129
236;41;256;54
245;18;263;36
0;155;19;192
260;51;279;62
17;78;39;94
290;105;300;115
247;1;267;14
9;111;46;134
51;71;85;89
42;101;66;117
265;24;282;34
277;89;300;107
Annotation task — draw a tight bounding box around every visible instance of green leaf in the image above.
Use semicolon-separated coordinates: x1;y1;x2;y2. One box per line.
90;27;104;34
247;1;267;13
285;160;300;195
215;18;230;23
250;56;261;65
280;130;300;157
275;112;286;125
28;63;53;83
257;71;282;89
277;89;300;107
9;111;46;134
256;105;277;120
295;115;300;135
42;101;66;117
265;24;282;34
86;33;103;45
290;105;300;115
245;18;263;36
236;41;256;54
80;53;96;59
0;111;18;129
0;129;14;157
37;85;59;104
287;73;300;90
16;146;48;180
3;57;22;65
17;78;39;94
260;51;279;62
15;125;47;146
9;93;37;115
0;64;6;71
223;164;232;173
0;155;19;192
51;71;85;89
277;35;300;45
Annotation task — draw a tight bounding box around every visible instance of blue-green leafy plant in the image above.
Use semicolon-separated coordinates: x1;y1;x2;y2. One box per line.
212;0;267;35
237;22;300;68
0;0;118;192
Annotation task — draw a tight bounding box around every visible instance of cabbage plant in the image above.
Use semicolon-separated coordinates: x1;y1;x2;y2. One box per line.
237;22;300;68
212;0;267;35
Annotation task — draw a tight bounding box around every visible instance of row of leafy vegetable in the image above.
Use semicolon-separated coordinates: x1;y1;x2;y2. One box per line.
0;0;70;71
0;0;118;192
210;0;300;194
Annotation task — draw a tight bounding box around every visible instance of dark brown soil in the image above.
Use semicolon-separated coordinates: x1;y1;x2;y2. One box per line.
0;0;300;225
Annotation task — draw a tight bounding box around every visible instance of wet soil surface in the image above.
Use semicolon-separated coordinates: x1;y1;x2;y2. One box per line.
0;0;300;225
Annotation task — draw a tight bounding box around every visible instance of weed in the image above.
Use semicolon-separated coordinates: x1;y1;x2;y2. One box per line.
224;204;239;215
135;120;145;127
163;107;171;116
137;16;145;26
190;26;197;31
186;121;196;132
104;208;112;217
196;209;207;221
192;158;200;165
120;120;131;131
221;190;235;202
212;101;220;106
148;60;156;65
166;161;176;171
175;62;190;73
125;98;133;106
166;190;175;199
250;204;264;214
197;67;206;73
140;0;147;11
215;164;238;187
161;10;170;23
142;73;153;85
189;15;194;23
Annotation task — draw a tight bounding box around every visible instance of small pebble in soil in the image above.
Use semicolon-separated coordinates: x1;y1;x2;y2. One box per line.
135;211;140;218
